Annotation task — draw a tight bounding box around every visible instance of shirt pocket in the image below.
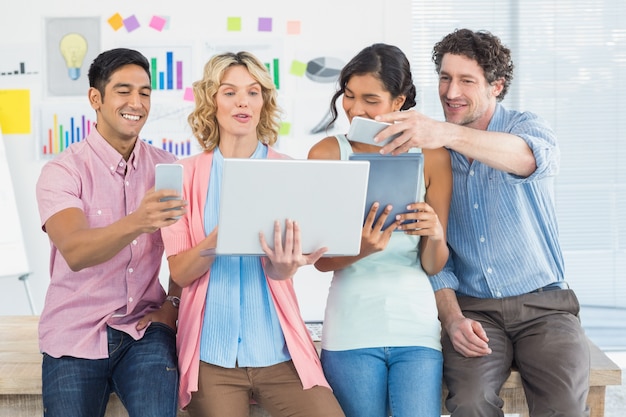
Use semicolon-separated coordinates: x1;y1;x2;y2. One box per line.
85;208;114;228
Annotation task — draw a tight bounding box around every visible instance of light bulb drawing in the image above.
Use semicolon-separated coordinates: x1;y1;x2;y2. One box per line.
59;33;88;80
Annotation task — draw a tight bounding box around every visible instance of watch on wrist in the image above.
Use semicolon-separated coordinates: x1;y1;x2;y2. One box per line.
165;295;180;309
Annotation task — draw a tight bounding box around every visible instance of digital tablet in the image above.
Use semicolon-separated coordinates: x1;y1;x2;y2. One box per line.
216;158;370;256
348;152;424;230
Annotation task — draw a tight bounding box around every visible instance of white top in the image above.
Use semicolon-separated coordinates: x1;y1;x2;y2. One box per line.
321;135;441;351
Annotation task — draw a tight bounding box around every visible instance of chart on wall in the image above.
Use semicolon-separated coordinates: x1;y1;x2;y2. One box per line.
38;100;201;159
204;39;285;90
127;44;194;98
38;101;95;158
142;101;200;157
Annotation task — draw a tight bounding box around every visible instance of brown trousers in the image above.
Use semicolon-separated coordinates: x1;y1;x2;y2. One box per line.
442;289;590;417
186;360;345;417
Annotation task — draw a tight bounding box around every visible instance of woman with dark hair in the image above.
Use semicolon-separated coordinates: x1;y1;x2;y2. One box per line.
308;43;452;417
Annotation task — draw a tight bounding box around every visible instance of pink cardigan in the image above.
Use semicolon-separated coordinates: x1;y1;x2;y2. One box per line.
161;148;330;409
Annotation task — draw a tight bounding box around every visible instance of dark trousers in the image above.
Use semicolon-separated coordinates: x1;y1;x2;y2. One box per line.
442;289;590;417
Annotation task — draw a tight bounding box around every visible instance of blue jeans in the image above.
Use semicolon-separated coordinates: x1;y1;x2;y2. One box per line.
42;323;178;417
321;346;442;417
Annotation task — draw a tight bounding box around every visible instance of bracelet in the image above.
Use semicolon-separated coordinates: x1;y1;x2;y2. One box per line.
165;295;180;309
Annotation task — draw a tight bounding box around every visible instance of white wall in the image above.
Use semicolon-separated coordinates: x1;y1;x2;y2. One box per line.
0;0;412;316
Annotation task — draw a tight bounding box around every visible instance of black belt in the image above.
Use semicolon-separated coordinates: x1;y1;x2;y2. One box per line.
530;281;569;293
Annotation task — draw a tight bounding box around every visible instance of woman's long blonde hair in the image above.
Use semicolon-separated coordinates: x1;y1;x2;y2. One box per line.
188;51;281;151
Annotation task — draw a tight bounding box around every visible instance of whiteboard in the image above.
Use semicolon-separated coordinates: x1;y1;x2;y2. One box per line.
0;125;30;278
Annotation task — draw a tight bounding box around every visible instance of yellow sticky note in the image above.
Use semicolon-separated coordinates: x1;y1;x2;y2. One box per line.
0;89;31;134
289;60;307;77
108;13;124;31
279;122;291;136
227;17;242;31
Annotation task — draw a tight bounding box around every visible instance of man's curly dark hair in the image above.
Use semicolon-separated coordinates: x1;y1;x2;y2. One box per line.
432;28;514;101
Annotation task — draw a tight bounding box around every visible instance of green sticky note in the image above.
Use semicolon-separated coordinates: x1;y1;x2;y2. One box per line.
227;17;242;31
289;60;307;77
279;122;291;136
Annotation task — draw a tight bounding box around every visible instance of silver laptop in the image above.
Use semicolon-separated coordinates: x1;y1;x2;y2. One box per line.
216;158;370;256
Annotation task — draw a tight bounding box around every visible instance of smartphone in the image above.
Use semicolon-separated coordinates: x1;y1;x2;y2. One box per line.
346;116;401;146
155;163;183;218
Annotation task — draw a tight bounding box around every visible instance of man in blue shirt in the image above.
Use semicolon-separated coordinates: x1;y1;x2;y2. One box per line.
376;29;590;417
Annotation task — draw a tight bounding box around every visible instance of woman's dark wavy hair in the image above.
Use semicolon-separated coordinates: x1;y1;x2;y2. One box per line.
432;28;514;101
327;43;417;129
88;48;151;99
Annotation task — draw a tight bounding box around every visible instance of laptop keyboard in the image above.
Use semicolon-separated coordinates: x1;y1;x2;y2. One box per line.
305;321;323;342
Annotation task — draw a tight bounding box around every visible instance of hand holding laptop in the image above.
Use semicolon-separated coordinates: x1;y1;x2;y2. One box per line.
260;219;328;280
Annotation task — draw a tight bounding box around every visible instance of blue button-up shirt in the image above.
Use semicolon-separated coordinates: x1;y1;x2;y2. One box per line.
430;103;564;298
199;144;290;367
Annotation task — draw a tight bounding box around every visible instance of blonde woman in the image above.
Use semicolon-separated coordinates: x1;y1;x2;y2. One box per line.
161;51;345;417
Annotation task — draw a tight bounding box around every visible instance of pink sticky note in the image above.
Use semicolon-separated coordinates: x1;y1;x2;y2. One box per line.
183;87;195;102
124;15;141;32
287;20;301;35
258;17;272;32
149;16;167;31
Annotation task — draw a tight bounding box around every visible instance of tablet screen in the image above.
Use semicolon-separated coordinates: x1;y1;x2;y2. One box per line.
348;152;424;230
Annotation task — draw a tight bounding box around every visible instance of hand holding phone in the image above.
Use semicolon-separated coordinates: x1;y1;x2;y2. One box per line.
155;163;184;219
346;116;401;146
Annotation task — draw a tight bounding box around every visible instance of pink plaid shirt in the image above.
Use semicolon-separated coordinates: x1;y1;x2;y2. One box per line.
36;128;176;359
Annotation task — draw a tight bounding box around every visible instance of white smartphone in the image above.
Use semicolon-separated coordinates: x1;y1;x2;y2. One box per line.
346;116;401;146
155;163;183;218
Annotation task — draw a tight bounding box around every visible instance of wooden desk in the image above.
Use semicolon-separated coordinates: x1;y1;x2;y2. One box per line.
0;316;621;417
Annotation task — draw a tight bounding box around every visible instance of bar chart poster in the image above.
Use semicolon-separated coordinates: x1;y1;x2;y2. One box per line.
141;101;201;158
0;47;40;78
39;102;95;158
204;39;284;90
135;45;193;95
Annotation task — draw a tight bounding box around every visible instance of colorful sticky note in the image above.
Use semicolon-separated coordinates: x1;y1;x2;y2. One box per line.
289;60;307;77
124;15;141;32
149;16;167;31
227;17;242;31
0;89;31;134
107;13;124;31
258;17;272;32
279;122;291;136
286;20;301;35
183;87;195;102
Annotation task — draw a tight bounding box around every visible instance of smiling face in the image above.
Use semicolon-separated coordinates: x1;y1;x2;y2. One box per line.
88;63;151;154
342;73;405;122
438;53;503;130
215;65;264;143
